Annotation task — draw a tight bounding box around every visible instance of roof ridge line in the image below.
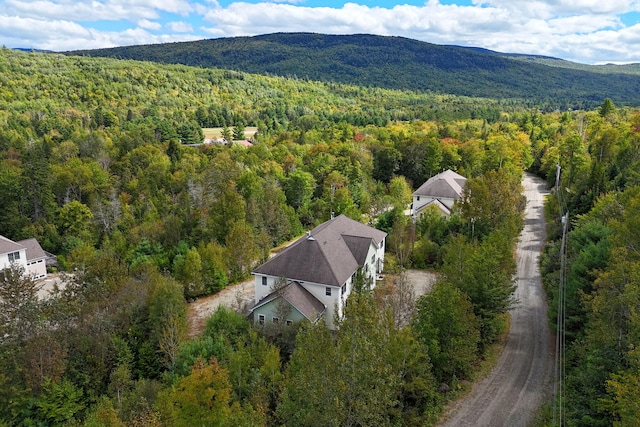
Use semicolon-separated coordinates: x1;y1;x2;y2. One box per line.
316;236;349;287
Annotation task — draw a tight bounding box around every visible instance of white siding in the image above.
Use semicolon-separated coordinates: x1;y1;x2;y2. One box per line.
413;195;455;214
255;274;349;329
1;248;28;272
363;245;378;285
253;238;386;330
377;237;386;273
254;274;276;303
297;279;343;329
365;239;386;277
26;258;47;279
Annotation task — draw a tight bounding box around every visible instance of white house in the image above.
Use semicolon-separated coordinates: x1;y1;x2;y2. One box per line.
0;235;51;280
250;214;387;329
411;169;467;218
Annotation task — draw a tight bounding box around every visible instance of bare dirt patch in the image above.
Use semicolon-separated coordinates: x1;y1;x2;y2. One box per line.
36;272;67;300
187;279;254;337
403;269;439;297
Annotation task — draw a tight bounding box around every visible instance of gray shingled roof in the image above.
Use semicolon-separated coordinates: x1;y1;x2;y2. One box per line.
253;214;386;287
17;238;47;262
251;281;326;321
342;235;372;265
0;235;25;255
412;169;467;200
415;198;452;216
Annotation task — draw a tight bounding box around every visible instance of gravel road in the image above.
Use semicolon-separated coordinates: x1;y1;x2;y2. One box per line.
438;173;554;427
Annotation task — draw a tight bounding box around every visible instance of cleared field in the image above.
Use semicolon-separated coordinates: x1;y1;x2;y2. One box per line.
203;127;258;139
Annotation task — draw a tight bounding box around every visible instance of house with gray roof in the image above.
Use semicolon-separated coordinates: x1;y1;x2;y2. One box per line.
0;235;53;280
251;214;386;329
251;281;326;326
411;169;467;218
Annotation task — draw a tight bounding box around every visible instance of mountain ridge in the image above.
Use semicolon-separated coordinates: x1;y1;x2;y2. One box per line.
65;32;640;107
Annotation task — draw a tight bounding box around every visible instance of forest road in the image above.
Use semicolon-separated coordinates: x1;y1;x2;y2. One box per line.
438;173;554;427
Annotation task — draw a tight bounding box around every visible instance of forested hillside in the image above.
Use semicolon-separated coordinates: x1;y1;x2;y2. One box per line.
531;102;640;425
1;46;639;425
502;53;640;76
67;33;640;109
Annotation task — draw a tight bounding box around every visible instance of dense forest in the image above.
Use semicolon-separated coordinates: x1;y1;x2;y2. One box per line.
535;102;640;426
67;33;640;109
0;46;639;426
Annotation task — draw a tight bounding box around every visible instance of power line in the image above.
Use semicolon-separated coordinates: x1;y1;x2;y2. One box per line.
553;164;569;426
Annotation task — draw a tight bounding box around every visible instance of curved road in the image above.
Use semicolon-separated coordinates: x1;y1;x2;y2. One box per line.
439;173;554;427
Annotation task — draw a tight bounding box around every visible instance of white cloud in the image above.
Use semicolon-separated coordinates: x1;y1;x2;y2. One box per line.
2;0;640;63
200;2;515;47
474;0;639;16
547;15;622;34
138;19;162;30
0;14;94;49
110;0;193;15
271;0;307;4
0;14;199;51
2;0;192;22
168;21;194;32
3;0;158;21
198;1;640;63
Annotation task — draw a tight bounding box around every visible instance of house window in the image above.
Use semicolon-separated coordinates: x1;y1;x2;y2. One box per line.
8;252;20;262
341;285;346;295
325;287;332;296
262;276;267;286
258;314;265;325
272;317;279;324
417;196;420;201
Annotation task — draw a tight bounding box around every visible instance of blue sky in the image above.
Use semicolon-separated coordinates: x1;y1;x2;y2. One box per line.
1;0;640;64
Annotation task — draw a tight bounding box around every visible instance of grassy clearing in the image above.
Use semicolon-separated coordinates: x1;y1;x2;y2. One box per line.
202;127;258;139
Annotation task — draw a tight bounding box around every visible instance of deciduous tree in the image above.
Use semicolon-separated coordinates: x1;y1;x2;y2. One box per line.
157;358;238;427
225;220;259;282
413;281;480;383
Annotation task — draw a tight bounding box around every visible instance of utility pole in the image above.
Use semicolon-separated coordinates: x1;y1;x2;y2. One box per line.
553;159;568;426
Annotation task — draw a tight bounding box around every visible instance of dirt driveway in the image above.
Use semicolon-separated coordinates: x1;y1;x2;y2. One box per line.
187;269;438;337
438;173;554;426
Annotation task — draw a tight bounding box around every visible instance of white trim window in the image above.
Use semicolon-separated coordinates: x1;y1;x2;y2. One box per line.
8;252;20;262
